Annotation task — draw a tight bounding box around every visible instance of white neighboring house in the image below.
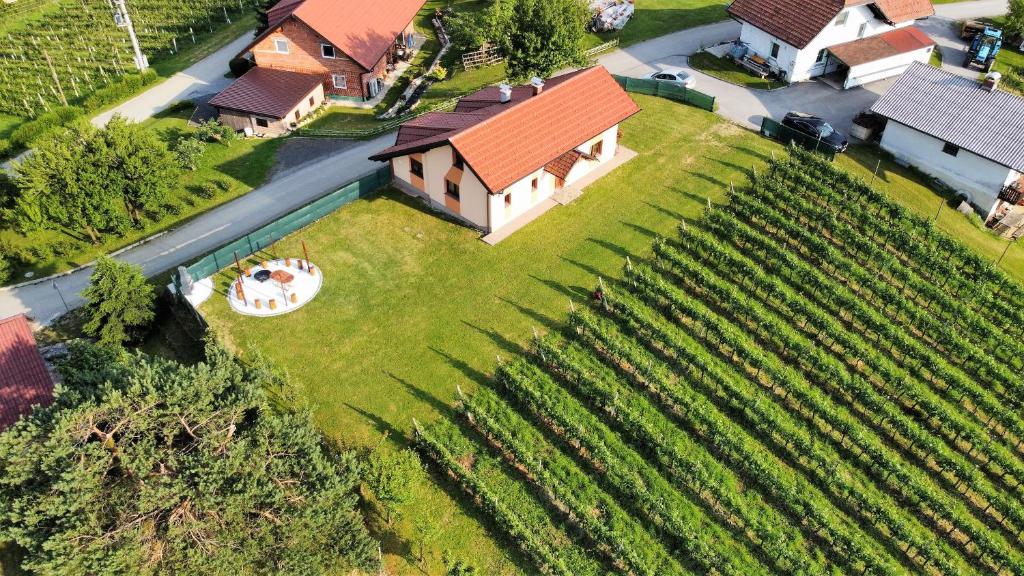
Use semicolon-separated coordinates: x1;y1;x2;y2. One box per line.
871;63;1024;235
369;67;640;236
726;0;935;88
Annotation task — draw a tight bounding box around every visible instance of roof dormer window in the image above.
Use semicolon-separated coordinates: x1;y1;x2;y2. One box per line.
321;44;336;59
274;38;289;53
835;11;849;26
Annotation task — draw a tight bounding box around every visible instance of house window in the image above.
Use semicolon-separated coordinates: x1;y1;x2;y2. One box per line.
274;38;289;53
942;142;960;157
531;177;539;191
858;22;868;38
332;74;347;89
255;118;269;128
321;44;336;59
590;139;604;158
770;42;781;59
504;193;512;208
309;96;315;107
453;151;465;170
835;11;849;26
816;49;828;63
446;180;460;200
410;158;424;178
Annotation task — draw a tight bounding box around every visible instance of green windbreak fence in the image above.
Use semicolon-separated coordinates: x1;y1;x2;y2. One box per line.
174;167;391;289
760;117;837;161
612;75;716;112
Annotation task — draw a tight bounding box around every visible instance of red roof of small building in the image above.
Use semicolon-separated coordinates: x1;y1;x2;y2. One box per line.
210;67;323;119
727;0;933;49
545;150;585;180
250;0;426;70
0;314;53;431
828;25;933;66
370;67;640;193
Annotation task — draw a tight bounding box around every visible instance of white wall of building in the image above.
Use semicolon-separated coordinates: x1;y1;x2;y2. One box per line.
880;120;1014;211
844;45;933;88
739;5;912;82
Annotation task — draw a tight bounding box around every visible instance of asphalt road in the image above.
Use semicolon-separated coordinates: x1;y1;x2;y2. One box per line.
1;0;1008;324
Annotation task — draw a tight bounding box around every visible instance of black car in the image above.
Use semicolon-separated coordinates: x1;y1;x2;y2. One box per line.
782;112;849;153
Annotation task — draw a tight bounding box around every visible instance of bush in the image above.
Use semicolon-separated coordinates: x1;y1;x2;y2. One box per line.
81;69;159;110
213;178;232;193
194;182;218;199
172;137;205;170
51;238;82;258
194;119;237;145
10;106;83;149
229;56;255;78
0;249;10;285
431;64;449;81
82;256;155;346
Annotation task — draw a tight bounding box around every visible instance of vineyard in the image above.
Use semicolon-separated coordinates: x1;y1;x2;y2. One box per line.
416;147;1024;575
0;0;255;116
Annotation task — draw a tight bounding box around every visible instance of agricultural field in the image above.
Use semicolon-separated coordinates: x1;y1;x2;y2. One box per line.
0;0;254;118
420;148;1024;575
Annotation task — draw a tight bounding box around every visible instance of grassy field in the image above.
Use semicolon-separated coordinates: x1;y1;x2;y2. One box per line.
0;105;282;283
688;51;778;89
200;94;1022;574
586;0;729;48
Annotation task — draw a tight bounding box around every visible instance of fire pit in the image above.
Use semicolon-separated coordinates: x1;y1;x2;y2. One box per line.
227;259;323;317
253;269;272;282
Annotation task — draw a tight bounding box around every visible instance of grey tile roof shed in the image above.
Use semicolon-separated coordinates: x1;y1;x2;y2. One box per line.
870;62;1024;173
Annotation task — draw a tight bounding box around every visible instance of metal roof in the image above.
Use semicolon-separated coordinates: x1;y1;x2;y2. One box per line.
871;62;1024;172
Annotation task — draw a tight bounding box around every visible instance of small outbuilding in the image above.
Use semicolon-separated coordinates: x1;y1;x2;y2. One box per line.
209;67;325;136
871;62;1024;233
0;314;54;431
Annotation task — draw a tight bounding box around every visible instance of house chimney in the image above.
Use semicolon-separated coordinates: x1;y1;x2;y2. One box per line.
982;71;1002;92
498;83;512;103
530;76;545;96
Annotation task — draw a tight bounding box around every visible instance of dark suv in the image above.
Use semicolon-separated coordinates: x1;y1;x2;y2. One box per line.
782;112;849;153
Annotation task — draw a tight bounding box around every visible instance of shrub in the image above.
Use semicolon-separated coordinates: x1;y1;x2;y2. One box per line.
194;182;218;199
229;56;255;78
172;137;205;170
81;256;155;346
10;106;83;148
431;64;449;81
51;238;82;258
194;119;237;145
80;69;159;110
0;249;10;285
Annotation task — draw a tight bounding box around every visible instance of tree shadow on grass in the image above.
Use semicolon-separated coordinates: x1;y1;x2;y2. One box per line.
684;169;730;189
345;401;406;443
429;346;491;390
586;237;635;260
619;220;659;240
460;320;524;358
643;200;687;222
528;274;590;302
389;370;457;421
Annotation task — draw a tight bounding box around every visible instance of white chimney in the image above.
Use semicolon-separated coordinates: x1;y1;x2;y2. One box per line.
498;83;512;103
530;76;545;96
982;71;1002;92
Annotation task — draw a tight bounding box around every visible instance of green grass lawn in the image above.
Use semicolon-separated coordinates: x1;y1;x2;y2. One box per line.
585;0;729;48
0;105;282;284
199;94;1022;574
688;51;778;89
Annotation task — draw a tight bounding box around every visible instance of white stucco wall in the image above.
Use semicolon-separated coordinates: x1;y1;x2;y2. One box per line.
391;144;489;228
844;46;933;88
880;120;1014;210
739;5;911;82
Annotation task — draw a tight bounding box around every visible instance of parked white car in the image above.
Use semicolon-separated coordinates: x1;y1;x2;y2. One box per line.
649;68;697;89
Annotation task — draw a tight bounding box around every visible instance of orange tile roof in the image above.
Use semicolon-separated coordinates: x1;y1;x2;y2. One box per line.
545;150;584;180
0;314;53;430
250;0;425;70
727;0;933;49
371;67;640;193
828;25;933;66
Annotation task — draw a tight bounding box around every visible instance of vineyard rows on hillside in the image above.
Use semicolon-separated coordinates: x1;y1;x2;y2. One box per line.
416;148;1024;575
0;0;254;116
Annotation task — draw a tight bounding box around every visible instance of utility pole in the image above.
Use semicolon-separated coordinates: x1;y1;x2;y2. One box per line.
112;0;148;71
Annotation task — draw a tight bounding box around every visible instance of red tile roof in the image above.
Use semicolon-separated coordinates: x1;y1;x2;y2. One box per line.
727;0;933;49
829;25;933;66
545;150;584;180
253;0;426;70
0;314;53;431
210;67;323;119
370;67;640;193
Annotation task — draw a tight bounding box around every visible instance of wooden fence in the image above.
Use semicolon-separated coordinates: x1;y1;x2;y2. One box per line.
462;44;503;70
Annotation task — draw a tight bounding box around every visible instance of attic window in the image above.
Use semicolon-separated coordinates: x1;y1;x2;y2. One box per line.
274;39;289;53
942;142;960;157
321;44;336;59
835;11;849;26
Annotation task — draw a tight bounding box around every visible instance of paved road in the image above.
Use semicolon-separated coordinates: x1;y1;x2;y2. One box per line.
1;136;389;324
92;33;252;127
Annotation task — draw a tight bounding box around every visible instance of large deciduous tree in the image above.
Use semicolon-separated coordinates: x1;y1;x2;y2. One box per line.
12;115;179;243
0;341;380;576
81;256;155;347
1008;0;1024;38
487;0;588;81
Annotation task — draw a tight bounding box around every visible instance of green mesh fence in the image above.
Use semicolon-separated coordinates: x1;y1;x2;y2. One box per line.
174;167;391;289
612;75;716;112
760;117;836;161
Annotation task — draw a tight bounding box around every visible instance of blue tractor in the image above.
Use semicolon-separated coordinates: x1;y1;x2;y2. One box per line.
964;27;1002;72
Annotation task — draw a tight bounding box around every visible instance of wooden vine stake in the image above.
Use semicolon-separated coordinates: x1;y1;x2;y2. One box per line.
532;327;545;362
302;240;310;271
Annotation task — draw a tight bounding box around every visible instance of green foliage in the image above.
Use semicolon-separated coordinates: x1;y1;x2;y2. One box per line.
0;248;10;285
444;10;489;54
487;0;588;81
172;136;206;171
80;70;160;111
81;257;155;346
11;115;179;240
9;106;83;149
194;119;238;145
432;64;449;82
1008;0;1024;37
365;446;421;525
229;56;255;78
0;340;380;576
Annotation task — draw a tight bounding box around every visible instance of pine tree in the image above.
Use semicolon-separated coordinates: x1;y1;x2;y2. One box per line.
0;341;380;576
81;256;155;346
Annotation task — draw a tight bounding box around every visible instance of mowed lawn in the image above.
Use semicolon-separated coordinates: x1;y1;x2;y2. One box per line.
201;95;1022;574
